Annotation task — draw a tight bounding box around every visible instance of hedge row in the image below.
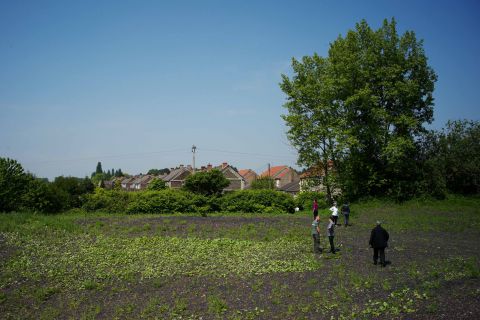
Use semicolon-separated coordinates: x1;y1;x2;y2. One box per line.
82;188;317;214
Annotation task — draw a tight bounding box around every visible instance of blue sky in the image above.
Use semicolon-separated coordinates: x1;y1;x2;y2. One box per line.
1;0;479;179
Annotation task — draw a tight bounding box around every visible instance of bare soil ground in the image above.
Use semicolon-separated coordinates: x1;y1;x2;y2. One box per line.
1;209;479;319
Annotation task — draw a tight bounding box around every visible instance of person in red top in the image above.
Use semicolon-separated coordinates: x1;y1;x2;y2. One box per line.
312;199;319;219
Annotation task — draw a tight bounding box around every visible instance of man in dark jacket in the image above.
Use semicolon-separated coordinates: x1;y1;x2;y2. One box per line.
369;221;389;267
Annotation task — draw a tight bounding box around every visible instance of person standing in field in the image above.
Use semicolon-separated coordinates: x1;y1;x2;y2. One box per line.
329;201;339;226
313;199;319;219
341;202;350;226
311;215;322;254
369;221;390;267
327;215;336;254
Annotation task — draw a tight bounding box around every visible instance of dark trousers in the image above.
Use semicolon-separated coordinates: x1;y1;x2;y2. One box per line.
328;236;335;252
344;214;349;226
312;234;321;253
333;216;338;225
373;247;386;265
313;210;318;219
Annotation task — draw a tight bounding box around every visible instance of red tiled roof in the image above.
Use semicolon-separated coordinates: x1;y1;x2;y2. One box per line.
259;165;288;178
238;169;250;177
300;161;334;178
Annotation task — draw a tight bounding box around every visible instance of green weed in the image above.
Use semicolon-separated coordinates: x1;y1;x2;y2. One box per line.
207;294;228;315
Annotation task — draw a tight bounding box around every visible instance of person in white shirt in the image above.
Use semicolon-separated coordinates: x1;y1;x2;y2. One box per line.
329;202;339;226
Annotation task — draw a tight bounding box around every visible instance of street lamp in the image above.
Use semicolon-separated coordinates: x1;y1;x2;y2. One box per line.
192;145;196;173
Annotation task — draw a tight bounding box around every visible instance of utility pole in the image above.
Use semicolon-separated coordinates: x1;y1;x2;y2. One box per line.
268;163;271;177
192;145;196;173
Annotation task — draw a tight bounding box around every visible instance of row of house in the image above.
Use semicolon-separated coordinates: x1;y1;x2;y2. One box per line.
106;162;329;195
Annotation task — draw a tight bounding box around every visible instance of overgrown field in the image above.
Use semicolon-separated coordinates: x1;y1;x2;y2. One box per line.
1;197;479;319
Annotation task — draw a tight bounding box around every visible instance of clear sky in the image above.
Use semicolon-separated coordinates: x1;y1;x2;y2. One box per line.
1;0;479;180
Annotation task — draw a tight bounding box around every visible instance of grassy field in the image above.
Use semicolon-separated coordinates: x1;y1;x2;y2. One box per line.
1;197;479;319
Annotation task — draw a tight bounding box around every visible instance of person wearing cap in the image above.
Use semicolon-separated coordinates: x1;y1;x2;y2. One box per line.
369;221;390;267
341;202;350;226
311;215;322;254
327;215;336;254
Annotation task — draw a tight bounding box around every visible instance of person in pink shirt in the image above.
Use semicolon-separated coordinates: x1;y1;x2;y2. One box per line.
313;199;319;218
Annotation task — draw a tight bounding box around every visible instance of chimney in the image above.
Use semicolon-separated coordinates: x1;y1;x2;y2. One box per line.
201;166;206;171
179;164;184;168
222;162;228;169
207;163;212;170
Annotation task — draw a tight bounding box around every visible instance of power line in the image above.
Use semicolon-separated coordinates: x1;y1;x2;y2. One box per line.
23;148;188;165
21;147;298;166
199;148;297;159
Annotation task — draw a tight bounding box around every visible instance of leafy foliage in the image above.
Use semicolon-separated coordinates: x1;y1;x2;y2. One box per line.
439;120;480;194
126;190;210;214
82;188;133;212
0;157;29;212
147;168;171;176
52;176;94;208
250;176;276;190
22;176;67;213
183;169;230;196
281;18;437;201
221;189;295;213
295;191;328;211
147;178;167;191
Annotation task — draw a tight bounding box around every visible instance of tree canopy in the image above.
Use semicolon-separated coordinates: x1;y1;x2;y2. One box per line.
183;169;230;196
281;18;437;200
147;178;167;191
0;157;29;212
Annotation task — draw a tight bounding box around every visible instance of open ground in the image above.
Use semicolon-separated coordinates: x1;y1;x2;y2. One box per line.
1;197;479;319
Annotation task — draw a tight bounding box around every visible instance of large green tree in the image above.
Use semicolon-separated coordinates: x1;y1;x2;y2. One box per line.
280;54;340;201
281;18;437;200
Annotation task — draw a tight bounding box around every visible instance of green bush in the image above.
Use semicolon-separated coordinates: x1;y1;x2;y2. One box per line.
221;189;295;213
82;188;132;212
83;188;297;214
126;190;192;214
295;191;327;211
22;177;68;213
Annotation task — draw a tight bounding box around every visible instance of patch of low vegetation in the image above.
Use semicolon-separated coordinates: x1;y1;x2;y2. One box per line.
1;197;479;319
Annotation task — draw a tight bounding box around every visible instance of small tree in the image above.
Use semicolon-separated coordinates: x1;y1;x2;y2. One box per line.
23;176;67;213
435;120;480;195
0;157;29;212
183;169;229;196
95;162;103;175
147;178;167;191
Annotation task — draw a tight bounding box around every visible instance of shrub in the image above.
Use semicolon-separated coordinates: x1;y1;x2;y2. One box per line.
295;191;327;211
126;190;214;214
221;190;295;213
82;188;132;212
147;178;167;191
